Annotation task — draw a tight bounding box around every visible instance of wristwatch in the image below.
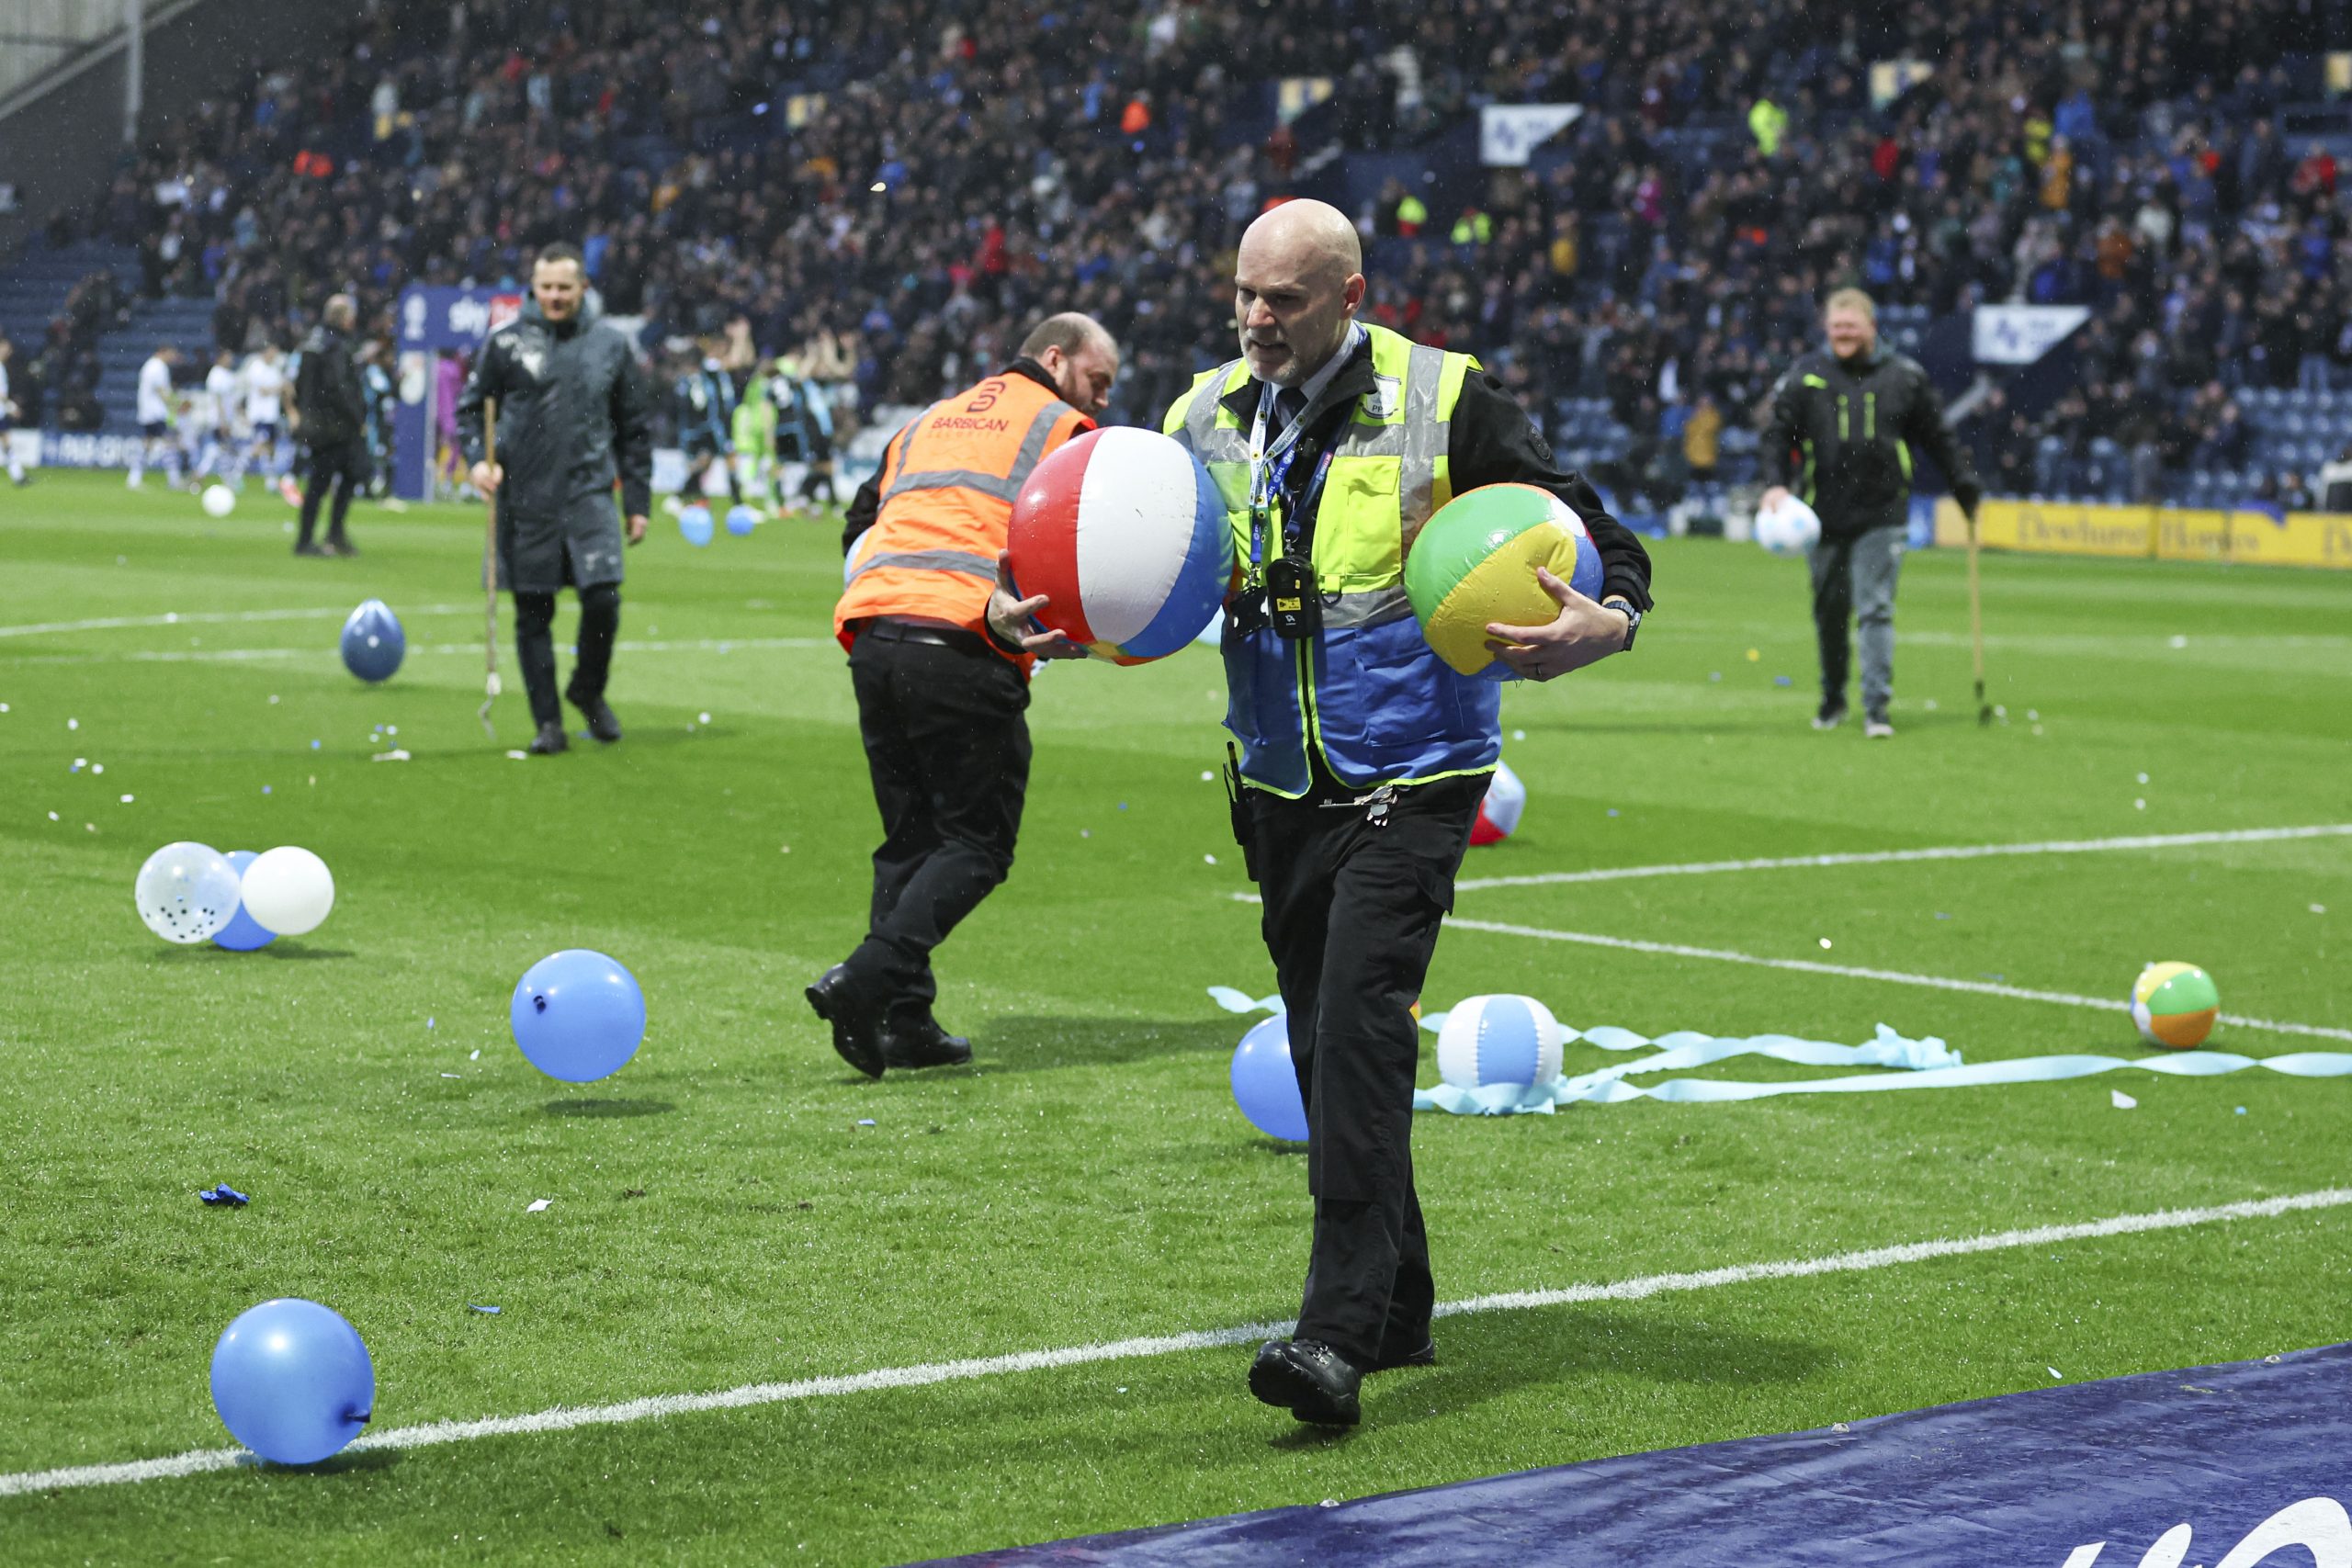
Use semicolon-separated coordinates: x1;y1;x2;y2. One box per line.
1602;596;1641;652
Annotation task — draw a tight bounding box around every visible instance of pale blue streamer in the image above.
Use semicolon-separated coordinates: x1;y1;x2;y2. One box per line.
1207;988;2352;1118
1417;1041;2352;1116
1207;987;1284;1016
1415;1023;1959;1116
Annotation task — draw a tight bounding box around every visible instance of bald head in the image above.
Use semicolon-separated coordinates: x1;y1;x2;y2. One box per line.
1020;311;1120;416
1234;199;1366;388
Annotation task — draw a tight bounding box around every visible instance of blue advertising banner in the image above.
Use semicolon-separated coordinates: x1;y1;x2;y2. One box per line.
927;1344;2352;1567
392;287;520;501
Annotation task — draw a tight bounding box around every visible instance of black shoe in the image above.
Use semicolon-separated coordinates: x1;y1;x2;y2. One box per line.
881;1019;972;1070
1367;1337;1435;1372
1249;1339;1362;1427
293;541;328;557
324;536;358;557
526;721;569;755
566;682;623;743
1812;701;1848;731
806;964;885;1079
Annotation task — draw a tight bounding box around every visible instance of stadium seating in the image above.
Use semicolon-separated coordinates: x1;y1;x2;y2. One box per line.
1;0;2347;514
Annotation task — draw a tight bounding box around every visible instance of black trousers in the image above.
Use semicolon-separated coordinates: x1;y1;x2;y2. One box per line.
513;581;620;728
684;439;741;504
1249;772;1482;1368
845;623;1030;1029
298;437;369;545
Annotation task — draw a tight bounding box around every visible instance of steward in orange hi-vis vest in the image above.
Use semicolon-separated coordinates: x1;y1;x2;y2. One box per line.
833;367;1093;667
808;316;1119;1082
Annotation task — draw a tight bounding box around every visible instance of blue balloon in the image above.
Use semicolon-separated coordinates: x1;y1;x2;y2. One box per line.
511;948;646;1082
678;504;714;547
1230;1015;1308;1142
209;1298;374;1464
211;849;277;951
724;503;760;536
339;599;404;682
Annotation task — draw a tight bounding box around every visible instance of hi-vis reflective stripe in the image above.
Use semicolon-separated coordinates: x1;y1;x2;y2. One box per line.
881;397;1073;505
846;548;997;585
1397;343;1452;548
1321;584;1415;630
1182;342;1454;541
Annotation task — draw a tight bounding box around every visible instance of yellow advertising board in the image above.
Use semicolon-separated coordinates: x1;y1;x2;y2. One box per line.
1935;499;2154;557
1934;499;2352;570
2257;512;2352;570
2154;509;2232;563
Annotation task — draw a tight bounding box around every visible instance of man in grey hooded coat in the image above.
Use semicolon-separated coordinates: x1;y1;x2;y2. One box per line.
458;243;654;754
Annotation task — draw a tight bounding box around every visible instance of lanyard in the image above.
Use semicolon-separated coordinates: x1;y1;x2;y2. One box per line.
1246;385;1334;570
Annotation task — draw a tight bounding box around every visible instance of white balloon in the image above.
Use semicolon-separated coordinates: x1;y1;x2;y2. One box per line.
241;846;335;937
134;841;242;944
200;484;236;518
1755;493;1823;557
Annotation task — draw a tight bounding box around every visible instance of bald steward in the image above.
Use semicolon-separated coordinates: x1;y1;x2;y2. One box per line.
1235;198;1368;389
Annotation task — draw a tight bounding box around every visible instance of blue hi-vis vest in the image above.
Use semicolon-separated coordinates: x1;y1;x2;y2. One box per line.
1163;323;1499;797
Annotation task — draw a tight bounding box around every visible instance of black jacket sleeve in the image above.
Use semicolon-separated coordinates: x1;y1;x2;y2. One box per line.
841;423;905;554
1758;366;1805;491
1449;370;1653;610
454;338;503;468
1901;367;1984;513
611;348;653;517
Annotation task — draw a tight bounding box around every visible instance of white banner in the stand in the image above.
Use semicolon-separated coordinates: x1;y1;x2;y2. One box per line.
1479;105;1584;166
1972;305;2091;365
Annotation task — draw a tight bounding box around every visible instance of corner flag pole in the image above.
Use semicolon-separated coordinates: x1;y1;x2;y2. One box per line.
479;398;501;738
1966;508;1991;726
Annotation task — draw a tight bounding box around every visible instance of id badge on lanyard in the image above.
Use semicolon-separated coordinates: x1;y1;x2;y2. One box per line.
1240;386;1325;641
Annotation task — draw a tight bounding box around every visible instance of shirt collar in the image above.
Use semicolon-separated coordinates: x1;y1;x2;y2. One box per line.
1289;321;1366;409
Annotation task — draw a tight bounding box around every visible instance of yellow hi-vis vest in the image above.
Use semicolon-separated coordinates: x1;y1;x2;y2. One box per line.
1164;321;1498;796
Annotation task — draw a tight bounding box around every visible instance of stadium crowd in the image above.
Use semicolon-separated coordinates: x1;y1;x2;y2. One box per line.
22;0;2352;506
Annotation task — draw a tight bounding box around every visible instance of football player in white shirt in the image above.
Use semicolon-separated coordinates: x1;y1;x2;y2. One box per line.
130;344;183;490
243;344;290;493
0;335;27;486
196;348;245;484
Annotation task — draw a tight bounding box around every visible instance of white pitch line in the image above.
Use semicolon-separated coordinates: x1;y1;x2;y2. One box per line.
0;637;834;666
1442;917;2352;1043
1452;824;2352;893
0;605;474;639
5;1186;2348;1499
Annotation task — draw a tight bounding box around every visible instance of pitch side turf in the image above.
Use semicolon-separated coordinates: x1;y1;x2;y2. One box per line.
2;471;2346;1564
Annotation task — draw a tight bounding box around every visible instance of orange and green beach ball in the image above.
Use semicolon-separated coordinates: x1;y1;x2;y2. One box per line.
2132;961;2219;1049
1404;483;1603;679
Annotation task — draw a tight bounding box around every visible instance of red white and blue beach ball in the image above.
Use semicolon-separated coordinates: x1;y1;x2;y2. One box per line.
1008;427;1234;665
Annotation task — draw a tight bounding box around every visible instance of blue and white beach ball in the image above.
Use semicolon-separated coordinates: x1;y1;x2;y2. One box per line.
1434;993;1565;1090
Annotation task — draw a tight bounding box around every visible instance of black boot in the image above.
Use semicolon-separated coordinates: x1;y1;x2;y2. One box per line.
881;1018;972;1069
805;964;885;1078
527;721;569;754
566;679;622;743
1250;1340;1362;1426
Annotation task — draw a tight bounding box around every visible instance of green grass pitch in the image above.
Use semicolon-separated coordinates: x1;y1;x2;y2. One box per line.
1;471;2346;1564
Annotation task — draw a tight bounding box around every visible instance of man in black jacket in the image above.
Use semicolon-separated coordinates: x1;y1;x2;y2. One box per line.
457;243;654;755
292;295;369;557
1760;288;1982;737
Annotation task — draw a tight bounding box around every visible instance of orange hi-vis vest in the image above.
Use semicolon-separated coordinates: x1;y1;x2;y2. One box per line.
834;369;1091;666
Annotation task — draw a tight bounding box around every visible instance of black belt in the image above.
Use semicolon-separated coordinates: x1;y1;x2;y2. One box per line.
861;617;990;656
